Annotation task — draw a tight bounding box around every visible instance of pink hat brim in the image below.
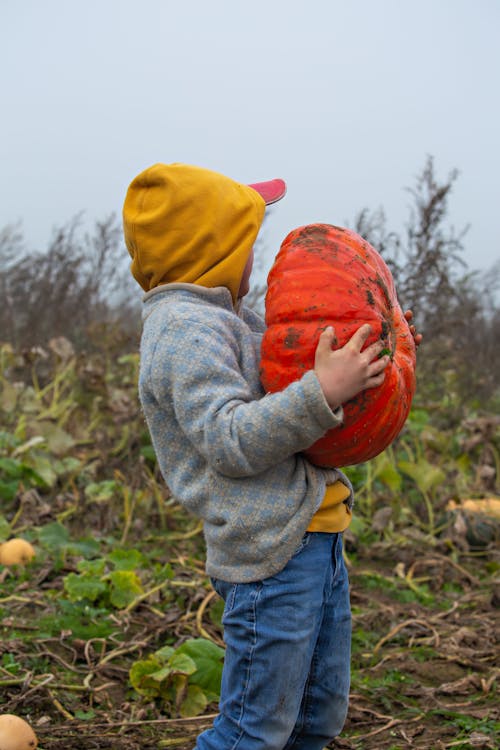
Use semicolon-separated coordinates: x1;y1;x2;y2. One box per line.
248;178;287;205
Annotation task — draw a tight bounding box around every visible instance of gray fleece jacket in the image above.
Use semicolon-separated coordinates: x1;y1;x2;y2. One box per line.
139;283;352;582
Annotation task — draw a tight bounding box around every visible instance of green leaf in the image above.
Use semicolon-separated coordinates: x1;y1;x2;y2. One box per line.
38;601;114;639
77;558;106;576
373;455;402;493
0;454;47;488
107;548;145;571
129;657;164;697
168;652;197;676
85;480;120;503
37;422;76;456
38;522;70;551
407;409;430;432
129;645;211;705
347;514;367;537
107;570;143;608
179;684;208;717
1;653;21;674
0;457;24;479
176;638;225;663
398;459;445;494
148;665;174;682
24;454;56;487
176;638;224;697
0;479;19;502
140;445;156;463
342;463;368;491
74;710;96;721
209;597;224;629
52;456;82;477
0;514;11;542
68;537;101;559
154;645;175;662
64;572;107;603
154;562;174;582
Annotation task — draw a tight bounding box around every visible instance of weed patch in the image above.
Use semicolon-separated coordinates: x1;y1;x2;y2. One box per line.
0;340;498;749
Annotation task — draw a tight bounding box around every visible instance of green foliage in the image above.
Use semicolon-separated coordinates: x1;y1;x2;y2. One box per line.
64;570;108;603
397;458;445;496
37;521;101;563
130;638;225;717
175;639;225;700
85;480;121;503
429;709;500;740
0;454;48;501
63;549;145;609
358;570;434;606
2;652;22;675
0;259;497;743
36;600;116;640
0;513;11;542
344;402;499;541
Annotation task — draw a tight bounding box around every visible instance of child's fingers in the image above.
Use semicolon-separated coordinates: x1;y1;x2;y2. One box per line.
366;369;387;389
363;339;387;362
314;326;337;364
347;324;372;351
408;323;423;347
369;355;390;377
315;326;337;356
366;356;390;387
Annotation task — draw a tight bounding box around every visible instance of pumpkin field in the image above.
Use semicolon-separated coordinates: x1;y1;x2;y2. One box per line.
1;159;499;749
0;327;498;749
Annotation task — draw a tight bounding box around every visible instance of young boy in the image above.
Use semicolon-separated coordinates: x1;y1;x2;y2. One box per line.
123;162;391;749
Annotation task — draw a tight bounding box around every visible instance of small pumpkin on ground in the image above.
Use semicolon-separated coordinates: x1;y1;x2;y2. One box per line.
0;539;36;566
260;224;417;467
0;714;38;749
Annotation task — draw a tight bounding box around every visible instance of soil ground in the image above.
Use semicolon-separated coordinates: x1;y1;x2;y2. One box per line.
1;529;498;750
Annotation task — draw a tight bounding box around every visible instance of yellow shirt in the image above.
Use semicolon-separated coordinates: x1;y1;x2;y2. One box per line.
307;480;352;533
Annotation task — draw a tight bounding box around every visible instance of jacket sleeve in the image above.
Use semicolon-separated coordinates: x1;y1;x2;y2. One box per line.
148;317;343;478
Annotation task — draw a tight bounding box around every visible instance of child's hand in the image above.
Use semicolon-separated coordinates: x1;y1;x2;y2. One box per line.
404;309;423;347
314;325;390;411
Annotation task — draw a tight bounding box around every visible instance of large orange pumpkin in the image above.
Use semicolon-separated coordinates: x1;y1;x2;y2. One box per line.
260;224;417;467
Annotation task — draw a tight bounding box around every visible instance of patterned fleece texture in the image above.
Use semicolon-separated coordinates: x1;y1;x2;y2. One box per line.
139;283;353;582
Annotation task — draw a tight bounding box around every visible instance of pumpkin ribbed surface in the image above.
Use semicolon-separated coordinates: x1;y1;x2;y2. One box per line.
260;224;417;467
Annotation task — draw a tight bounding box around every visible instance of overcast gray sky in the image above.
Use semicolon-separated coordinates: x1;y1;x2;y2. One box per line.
2;0;499;280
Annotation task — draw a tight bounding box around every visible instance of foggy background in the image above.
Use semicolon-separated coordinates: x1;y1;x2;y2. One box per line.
2;0;499;278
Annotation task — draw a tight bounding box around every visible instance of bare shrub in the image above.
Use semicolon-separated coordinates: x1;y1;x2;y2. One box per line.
2;159;498;413
353;157;500;412
0;215;140;351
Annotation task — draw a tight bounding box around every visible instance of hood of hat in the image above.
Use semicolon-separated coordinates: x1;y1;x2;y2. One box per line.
123;163;265;302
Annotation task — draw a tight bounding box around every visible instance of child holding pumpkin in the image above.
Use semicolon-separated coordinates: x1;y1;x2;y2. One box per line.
123;163;419;750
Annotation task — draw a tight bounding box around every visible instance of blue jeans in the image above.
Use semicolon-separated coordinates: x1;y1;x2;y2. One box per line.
196;532;351;750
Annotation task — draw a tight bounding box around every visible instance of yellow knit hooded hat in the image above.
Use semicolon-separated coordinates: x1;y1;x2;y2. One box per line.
123;163;285;303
